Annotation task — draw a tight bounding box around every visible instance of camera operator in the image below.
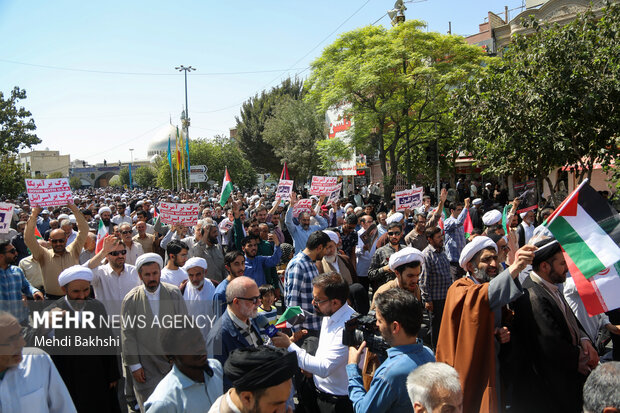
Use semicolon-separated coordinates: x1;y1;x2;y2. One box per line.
272;272;356;413
347;288;435;413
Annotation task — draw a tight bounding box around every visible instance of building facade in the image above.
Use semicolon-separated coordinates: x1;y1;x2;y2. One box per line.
19;150;70;178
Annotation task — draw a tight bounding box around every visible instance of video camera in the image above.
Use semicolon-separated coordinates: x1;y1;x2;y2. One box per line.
342;312;389;359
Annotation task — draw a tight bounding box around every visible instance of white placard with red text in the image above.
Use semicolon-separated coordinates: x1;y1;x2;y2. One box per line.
292;199;313;218
0;203;15;234
159;202;200;226
276;180;294;200
395;187;424;212
25;178;73;207
310;176;338;196
326;183;342;206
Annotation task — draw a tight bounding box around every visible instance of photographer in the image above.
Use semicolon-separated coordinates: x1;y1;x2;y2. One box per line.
272;272;356;413
347;288;435;413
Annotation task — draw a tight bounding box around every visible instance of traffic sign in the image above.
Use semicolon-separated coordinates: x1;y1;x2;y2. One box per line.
190;173;208;183
190;165;207;174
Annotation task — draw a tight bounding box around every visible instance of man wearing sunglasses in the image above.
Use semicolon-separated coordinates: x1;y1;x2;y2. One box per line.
25;204;89;300
368;222;406;293
207;276;263;391
118;223;144;266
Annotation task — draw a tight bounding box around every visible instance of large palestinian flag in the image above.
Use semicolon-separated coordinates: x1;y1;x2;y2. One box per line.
219;168;233;207
546;180;620;315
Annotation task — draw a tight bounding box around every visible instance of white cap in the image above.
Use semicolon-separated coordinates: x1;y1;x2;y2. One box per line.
58;214;70;221
58;265;93;287
386;212;404;225
482;210;502;226
459;236;498;271
472;198;482;206
135;253;163;272
388;247;424;271
183;257;208;271
323;230;340;245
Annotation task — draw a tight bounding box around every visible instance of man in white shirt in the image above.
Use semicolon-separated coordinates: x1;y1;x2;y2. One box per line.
119;222;144;266
517;210;536;247
111;203;132;226
273;272;356;413
181;257;216;341
160;240;189;287
0;311;77;413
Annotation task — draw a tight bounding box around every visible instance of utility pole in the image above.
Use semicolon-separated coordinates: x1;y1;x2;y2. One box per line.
175;65;196;191
129;148;134;189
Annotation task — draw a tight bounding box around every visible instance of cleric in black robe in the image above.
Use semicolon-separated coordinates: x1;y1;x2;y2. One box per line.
38;265;121;413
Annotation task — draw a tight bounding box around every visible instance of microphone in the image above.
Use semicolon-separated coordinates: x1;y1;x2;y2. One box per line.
255;314;278;338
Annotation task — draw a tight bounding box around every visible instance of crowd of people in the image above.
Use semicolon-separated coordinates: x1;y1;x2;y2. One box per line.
0;181;619;413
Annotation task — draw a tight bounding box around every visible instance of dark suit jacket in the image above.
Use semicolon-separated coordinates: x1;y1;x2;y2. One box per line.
511;276;587;413
206;309;264;390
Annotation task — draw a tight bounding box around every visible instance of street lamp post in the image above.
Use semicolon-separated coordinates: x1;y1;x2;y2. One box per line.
129;148;134;189
175;65;196;190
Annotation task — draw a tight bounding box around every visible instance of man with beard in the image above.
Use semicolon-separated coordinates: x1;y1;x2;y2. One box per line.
405;189;447;251
192;221;228;282
121;253;189;411
241;235;281;289
93;206;114;233
371;247;423;310
25;204;89;300
208;346;298;413
213;251;246;316
181;257;216;341
285;194;328;254
368;222;405;292
316;230;357;285
272;272;356;413
160;240;189;288
42;266;121;413
119;222;144;266
206;276;263;391
511;238;598;412
144;325;223;412
0;240;44;324
435;236;536;413
0;311;76;413
347;288;435;413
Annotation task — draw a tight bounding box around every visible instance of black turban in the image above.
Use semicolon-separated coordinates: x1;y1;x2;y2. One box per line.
532;237;562;266
224;346;299;392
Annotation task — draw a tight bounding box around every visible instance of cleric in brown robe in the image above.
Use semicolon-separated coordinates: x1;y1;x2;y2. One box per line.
435;236;535;413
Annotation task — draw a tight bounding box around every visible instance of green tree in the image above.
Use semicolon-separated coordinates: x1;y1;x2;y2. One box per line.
0;87;40;156
306;21;485;197
69;176;82;189
109;175;122;187
0;155;27;198
133;166;157;188
47;172;64;179
452;3;620;202
263;97;323;181
119;168;130;186
235;77;305;174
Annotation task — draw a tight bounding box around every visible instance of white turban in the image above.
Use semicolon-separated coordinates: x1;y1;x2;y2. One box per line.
354;207;363;213
472;198;482;206
135;253;163;272
482;210;502;226
389;247;424;271
68;215;76;224
459;236;498;271
386;212;404;225
58;214;70;221
58;265;93;287
183;257;208;271
344;203;353;211
323;230;340;245
98;206;111;215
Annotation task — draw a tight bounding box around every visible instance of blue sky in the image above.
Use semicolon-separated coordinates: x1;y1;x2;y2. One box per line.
0;0;524;163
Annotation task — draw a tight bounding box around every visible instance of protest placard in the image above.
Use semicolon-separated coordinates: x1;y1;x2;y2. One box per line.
219;219;234;233
310;176;338;196
0;203;15;234
293;199;313;218
326;183;342;206
395;187;424;212
158;202;200;226
25;178;73;207
276;180;294;200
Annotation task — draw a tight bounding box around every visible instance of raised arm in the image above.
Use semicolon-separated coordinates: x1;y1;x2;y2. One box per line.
24;207;46;262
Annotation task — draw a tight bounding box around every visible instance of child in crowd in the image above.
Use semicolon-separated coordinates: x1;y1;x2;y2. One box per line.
257;284;278;326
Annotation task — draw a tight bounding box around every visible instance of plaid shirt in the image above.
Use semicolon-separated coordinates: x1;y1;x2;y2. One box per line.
368;243;402;286
0;265;39;322
285;251;321;331
420;244;452;302
443;207;468;262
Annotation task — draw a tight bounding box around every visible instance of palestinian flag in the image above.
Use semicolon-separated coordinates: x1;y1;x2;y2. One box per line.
438;207;450;231
547;180;620;280
34;226;43;240
95;219;108;253
275;306;310;329
501;204;512;234
280;162;290;180
464;209;474;239
219;168;233;207
153;204;160;225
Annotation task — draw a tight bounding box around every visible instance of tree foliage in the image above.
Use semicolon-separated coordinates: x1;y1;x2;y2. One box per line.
452;2;620;200
157;135;257;190
306;21;486;197
0;155;27;198
69;176;82;189
47;172;64;179
235;77;305;174
133;166;157;188
119;168;130;186
263;97;323;181
0;87;40;157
